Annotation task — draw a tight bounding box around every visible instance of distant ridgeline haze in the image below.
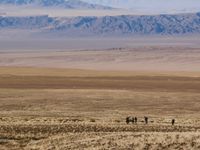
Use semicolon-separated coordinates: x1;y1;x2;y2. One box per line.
83;0;200;12
0;0;112;9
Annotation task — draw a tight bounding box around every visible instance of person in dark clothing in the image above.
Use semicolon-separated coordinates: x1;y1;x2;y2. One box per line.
144;116;148;124
126;117;130;124
172;119;175;125
135;117;137;124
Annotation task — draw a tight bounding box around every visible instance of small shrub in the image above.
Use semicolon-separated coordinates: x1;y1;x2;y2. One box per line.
90;119;96;122
114;120;121;123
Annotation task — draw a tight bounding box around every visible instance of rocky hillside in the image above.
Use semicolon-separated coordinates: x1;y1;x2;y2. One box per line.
0;12;200;35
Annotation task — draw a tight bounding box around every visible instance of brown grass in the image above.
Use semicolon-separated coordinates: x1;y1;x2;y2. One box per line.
1;67;200;77
0;72;200;92
0;67;200;149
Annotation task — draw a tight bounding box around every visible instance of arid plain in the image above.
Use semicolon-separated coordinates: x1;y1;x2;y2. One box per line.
1;38;200;149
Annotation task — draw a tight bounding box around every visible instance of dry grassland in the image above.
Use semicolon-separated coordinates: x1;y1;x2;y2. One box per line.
0;67;200;149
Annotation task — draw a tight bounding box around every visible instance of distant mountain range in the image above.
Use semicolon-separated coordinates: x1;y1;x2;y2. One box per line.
83;0;200;14
84;0;200;9
1;12;200;36
82;0;134;9
0;0;112;9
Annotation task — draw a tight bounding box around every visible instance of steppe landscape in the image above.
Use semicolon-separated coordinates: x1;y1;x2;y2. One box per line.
1;44;200;149
1;0;200;149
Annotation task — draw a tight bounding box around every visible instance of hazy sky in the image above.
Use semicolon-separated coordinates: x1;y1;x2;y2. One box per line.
83;0;200;12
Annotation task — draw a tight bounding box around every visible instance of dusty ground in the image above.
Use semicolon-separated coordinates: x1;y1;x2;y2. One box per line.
1;46;200;72
0;67;200;149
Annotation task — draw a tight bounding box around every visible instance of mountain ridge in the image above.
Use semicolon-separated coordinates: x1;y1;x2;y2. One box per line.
83;0;200;14
0;12;200;36
0;0;112;10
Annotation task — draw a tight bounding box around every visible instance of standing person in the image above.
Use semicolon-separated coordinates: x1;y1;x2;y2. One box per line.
144;116;148;124
172;119;175;125
126;117;130;124
135;117;137;124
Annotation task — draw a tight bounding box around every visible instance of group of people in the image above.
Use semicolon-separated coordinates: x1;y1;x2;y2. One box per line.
126;116;138;124
126;116;175;125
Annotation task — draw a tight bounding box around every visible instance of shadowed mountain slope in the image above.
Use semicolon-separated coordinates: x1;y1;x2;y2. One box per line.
0;12;200;36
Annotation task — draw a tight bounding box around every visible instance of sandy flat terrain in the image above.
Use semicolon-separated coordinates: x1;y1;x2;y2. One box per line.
0;46;200;72
1;36;200;50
